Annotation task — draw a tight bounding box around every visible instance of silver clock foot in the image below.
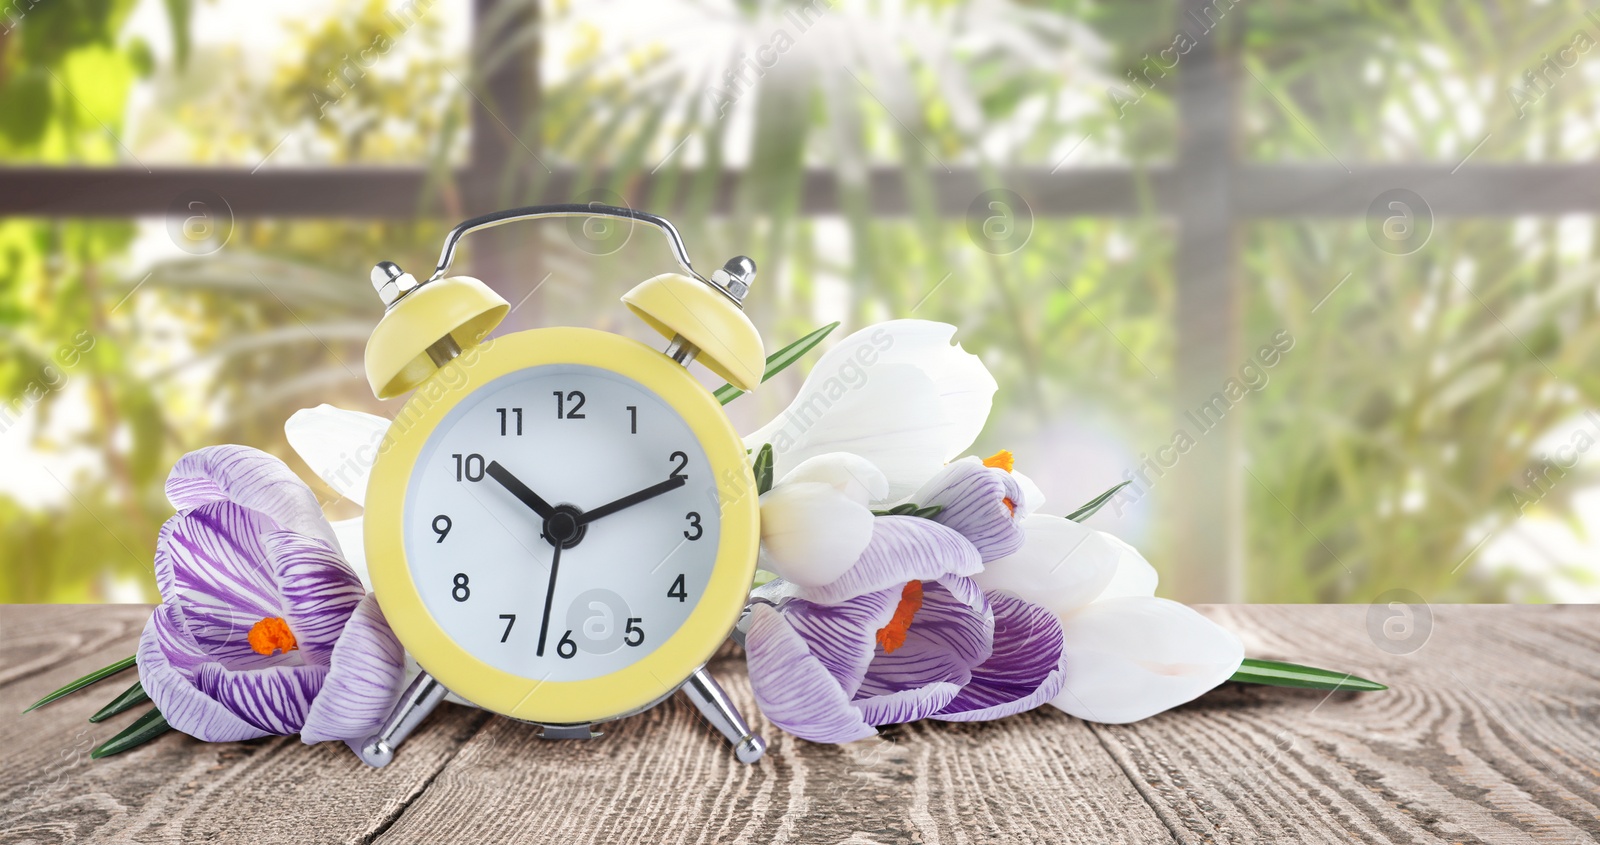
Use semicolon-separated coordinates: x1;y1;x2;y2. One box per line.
540;723;602;740
356;671;449;768
681;667;766;764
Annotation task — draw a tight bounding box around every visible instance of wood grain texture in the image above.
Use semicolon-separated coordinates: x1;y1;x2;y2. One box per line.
1092;605;1600;845
374;645;1173;845
0;605;145;690
0;604;1595;845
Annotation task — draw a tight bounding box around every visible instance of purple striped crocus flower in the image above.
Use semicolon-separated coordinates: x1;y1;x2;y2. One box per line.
910;451;1030;561
743;513;1069;744
137;445;405;745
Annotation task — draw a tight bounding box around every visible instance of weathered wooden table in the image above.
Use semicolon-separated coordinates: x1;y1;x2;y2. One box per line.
1;605;1595;844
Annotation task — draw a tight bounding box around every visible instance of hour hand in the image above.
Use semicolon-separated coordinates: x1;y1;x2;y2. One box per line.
485;460;556;520
578;476;687;525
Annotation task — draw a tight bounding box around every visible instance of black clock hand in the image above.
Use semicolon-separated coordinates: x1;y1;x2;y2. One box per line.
577;476;687;525
486;460;556;520
535;541;562;658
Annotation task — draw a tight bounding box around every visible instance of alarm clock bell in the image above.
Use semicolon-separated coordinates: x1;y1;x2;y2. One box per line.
363;209;764;401
352;205;769;769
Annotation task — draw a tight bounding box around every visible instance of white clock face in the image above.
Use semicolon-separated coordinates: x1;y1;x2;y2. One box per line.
404;364;720;684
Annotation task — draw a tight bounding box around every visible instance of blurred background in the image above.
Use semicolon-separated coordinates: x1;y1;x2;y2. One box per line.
2;0;1597;605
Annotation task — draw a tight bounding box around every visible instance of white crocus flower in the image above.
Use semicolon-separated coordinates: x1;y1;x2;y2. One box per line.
744;320;998;502
973;514;1244;724
1011;467;1047;513
757;453;888;587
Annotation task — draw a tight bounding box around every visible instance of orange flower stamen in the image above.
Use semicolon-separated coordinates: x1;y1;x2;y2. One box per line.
1002;497;1016;515
982;450;1015;473
248;617;298;656
875;580;924;654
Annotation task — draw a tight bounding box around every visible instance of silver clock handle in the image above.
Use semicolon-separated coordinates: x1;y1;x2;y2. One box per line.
426;204;747;305
371;204;757;315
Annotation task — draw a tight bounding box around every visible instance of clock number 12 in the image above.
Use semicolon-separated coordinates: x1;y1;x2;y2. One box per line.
553;390;586;419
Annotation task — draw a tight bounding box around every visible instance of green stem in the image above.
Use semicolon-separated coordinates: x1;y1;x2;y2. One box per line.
90;680;151;723
24;655;137;713
1229;658;1386;692
91;707;172;758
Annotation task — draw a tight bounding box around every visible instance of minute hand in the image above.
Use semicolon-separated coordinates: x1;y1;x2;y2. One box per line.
578;476;687;525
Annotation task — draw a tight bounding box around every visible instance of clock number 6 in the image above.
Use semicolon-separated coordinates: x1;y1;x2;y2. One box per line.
557;630;578;659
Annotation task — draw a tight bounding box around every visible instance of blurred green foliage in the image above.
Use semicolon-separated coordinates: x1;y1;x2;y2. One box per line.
0;0;461;601
1244;217;1600;601
2;0;1599;604
1;0;165;602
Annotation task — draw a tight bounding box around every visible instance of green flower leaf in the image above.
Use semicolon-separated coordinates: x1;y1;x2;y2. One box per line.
90;681;151;723
1064;481;1133;522
715;322;841;405
870;502;943;519
1229;658;1387;691
753;443;774;495
24;654;137;713
91;707;172;759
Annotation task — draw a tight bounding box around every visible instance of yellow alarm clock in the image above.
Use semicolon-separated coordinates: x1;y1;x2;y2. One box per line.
353;205;767;766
